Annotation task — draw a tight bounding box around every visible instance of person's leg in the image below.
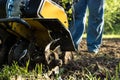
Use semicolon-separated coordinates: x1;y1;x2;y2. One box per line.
6;0;14;17
87;0;104;53
6;0;22;17
69;0;88;49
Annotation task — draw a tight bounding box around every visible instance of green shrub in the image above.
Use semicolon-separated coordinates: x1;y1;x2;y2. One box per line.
104;0;120;34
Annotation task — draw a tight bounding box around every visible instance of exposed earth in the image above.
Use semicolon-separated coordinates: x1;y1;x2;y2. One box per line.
62;38;120;79
0;36;120;79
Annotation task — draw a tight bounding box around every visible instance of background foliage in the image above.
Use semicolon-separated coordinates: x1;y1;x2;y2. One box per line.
104;0;120;34
61;0;120;35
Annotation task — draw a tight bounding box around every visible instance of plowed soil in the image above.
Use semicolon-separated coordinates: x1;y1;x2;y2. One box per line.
63;38;120;79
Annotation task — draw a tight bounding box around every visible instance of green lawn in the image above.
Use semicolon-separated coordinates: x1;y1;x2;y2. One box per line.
83;34;120;38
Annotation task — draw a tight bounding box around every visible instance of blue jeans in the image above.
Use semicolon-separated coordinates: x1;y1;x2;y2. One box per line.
6;0;21;17
69;0;104;53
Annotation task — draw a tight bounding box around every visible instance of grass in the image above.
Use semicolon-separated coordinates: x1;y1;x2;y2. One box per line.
83;34;120;38
0;62;46;80
0;62;119;80
0;34;120;80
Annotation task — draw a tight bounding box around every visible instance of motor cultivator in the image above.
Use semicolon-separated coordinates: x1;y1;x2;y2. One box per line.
0;0;76;76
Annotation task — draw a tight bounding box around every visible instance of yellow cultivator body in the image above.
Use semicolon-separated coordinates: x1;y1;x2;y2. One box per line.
0;0;75;76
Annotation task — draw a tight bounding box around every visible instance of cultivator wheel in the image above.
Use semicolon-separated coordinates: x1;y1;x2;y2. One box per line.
8;37;47;69
27;40;46;70
0;27;17;66
8;39;30;66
